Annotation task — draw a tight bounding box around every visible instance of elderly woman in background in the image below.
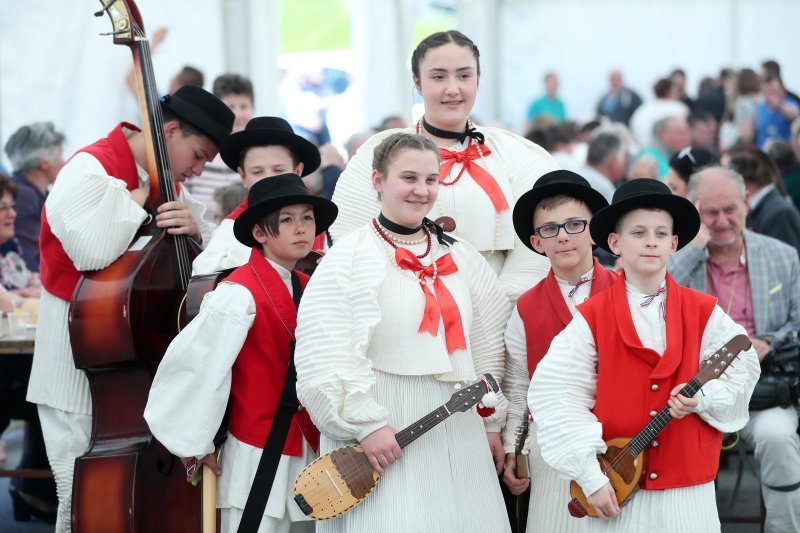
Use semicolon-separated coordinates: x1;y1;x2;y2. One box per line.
3;122;65;272
0;174;40;312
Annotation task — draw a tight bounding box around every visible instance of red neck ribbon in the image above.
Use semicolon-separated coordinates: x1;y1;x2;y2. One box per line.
439;144;509;212
395;247;467;354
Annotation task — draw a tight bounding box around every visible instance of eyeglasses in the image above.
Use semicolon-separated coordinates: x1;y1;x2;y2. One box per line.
0;203;16;213
534;219;588;239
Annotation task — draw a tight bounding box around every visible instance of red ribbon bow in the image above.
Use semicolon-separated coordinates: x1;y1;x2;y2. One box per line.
439;144;509;212
395;248;467;354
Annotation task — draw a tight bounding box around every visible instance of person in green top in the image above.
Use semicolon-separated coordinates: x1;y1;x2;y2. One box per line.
526;72;566;126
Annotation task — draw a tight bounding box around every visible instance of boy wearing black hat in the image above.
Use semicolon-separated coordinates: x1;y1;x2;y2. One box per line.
529;179;760;531
26;85;234;531
192;116;322;275
502;169;616;531
146;174;337;532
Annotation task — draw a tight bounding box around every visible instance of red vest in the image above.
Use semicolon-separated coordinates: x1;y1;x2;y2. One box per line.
226;196;327;249
578;273;721;490
224;248;319;455
39;123;141;301
516;258;617;377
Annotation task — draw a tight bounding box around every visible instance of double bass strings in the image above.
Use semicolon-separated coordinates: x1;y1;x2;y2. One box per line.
132;21;192;289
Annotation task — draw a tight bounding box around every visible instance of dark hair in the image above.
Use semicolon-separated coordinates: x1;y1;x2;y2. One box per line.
654;78;672;98
410;30;480;79
0;174;18;199
587;132;623;166
671;68;686;78
238;144;301;170
737;68;760;95
762;59;781;79
174;66;204;88
726;145;785;193
257;210;282;238
160;108;201;137
212;73;255;102
524;127;553;152
373;133;439;175
688;111;714;127
766;141;800;175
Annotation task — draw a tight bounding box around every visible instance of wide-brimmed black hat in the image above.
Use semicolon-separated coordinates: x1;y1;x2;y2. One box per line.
219;117;321;176
233;173;337;247
513;170;609;254
590;179;700;254
669;146;719;183
159;86;234;147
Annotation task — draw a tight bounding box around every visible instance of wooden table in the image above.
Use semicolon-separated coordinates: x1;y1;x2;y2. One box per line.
0;319;35;354
0;322;50;479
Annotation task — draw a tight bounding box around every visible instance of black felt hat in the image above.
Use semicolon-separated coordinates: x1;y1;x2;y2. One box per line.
233;173;338;247
513;170;609;254
668;147;719;183
219;117;321;176
589;178;700;254
159;85;234;147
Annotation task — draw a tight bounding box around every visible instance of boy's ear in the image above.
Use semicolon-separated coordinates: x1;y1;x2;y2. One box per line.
530;234;546;255
252;223;269;245
295;162;304;176
607;233;621;256
237;166;246;180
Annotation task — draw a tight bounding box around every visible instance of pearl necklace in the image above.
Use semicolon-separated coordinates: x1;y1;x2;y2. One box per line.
371;218;432;258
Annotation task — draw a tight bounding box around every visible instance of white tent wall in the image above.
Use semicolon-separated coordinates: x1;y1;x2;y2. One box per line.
484;0;800;133
2;0;799;164
0;0;226;161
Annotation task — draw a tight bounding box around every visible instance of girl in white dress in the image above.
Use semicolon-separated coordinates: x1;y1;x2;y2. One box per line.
295;133;513;532
330;30;559;302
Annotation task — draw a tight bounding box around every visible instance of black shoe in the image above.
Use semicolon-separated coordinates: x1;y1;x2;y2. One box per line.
9;488;57;524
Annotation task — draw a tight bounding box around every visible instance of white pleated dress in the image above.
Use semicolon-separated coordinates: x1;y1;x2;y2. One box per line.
529;280;761;533
502;275;596;533
329;126;560;302
294;225;513;532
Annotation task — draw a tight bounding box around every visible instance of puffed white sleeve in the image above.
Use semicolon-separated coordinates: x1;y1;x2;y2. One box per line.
502;307;530;452
694;305;761;432
458;241;512;432
328;129;399;242
529;313;609;497
294;234;389;442
46;152;148;271
488;128;560;302
144;282;254;459
191;220;250;275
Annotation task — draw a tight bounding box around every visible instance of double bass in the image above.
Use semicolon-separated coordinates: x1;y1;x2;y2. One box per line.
68;1;205;530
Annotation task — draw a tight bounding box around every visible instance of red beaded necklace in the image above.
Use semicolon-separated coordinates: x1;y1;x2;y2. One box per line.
372;218;432;259
415;119;486;187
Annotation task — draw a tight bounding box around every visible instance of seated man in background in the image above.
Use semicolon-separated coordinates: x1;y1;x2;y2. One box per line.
668;166;800;533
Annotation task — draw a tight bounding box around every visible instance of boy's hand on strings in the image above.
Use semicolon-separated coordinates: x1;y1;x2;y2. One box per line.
587;482;620;518
487;432;504;474
502;453;530;495
667;383;698;419
180;453;221;484
361;425;402;475
157;201;201;242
